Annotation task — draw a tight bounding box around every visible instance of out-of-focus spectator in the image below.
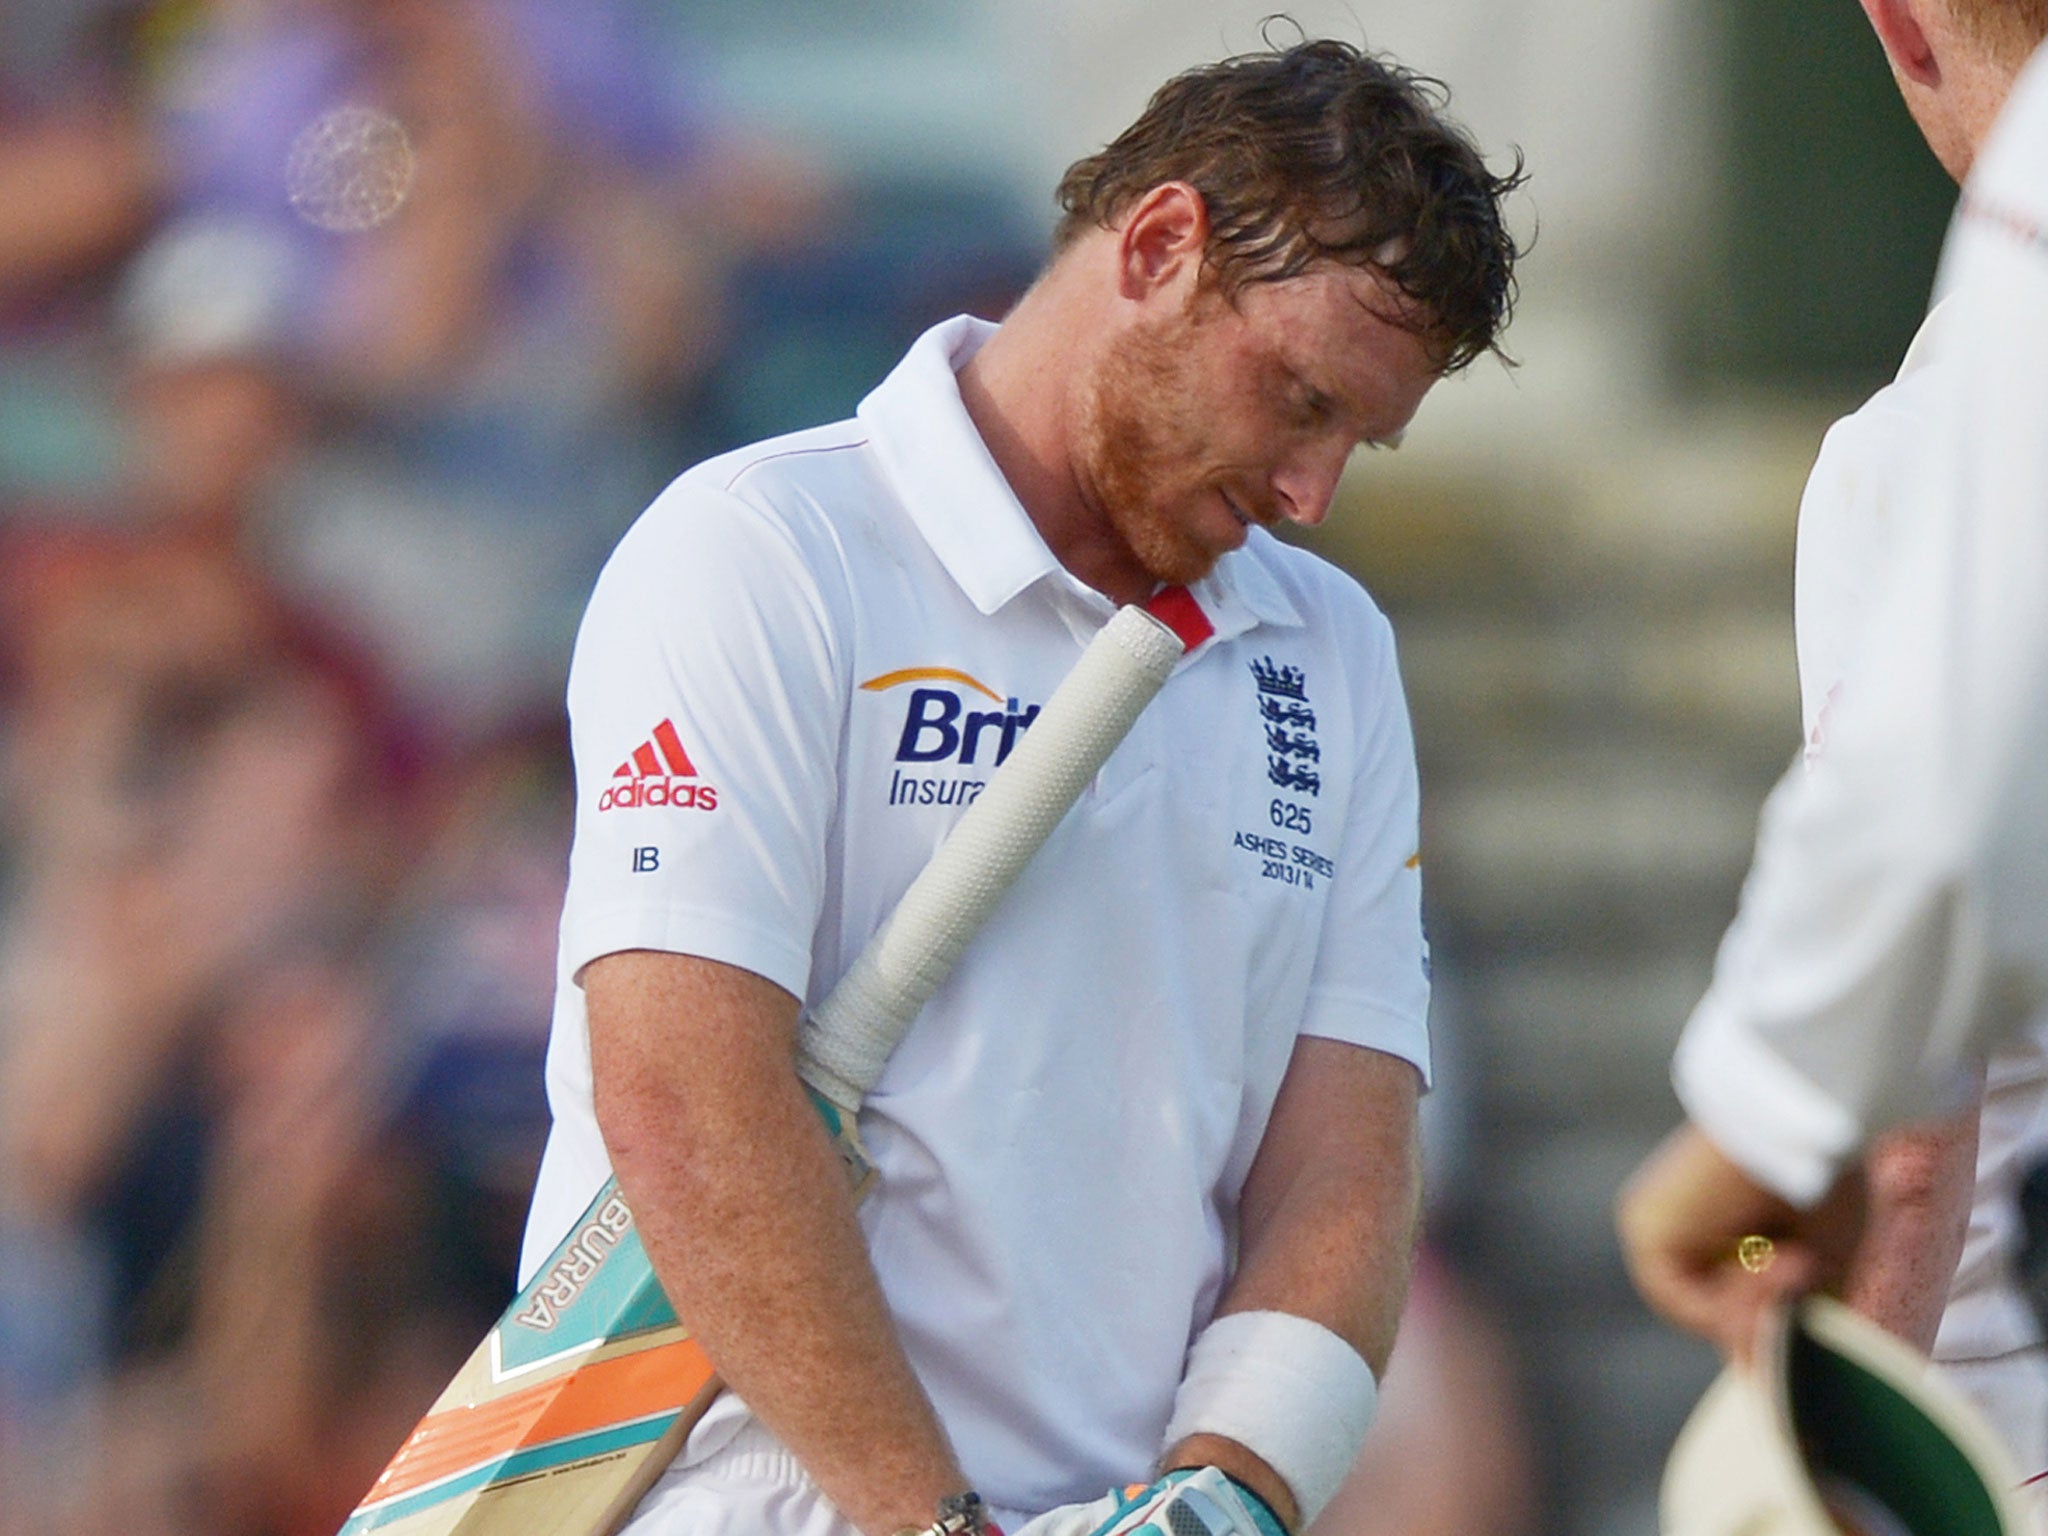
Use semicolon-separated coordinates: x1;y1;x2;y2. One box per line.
0;539;583;1536
0;523;406;1535
1310;985;1540;1536
130;0;833;743
0;2;155;315
1309;1250;1538;1536
374;716;573;1325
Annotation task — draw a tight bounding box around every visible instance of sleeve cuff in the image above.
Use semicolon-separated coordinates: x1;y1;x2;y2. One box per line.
1672;992;1864;1206
563;901;815;1003
1297;990;1432;1088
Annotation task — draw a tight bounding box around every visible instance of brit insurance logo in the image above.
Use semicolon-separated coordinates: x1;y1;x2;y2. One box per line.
597;718;719;812
860;665;1043;808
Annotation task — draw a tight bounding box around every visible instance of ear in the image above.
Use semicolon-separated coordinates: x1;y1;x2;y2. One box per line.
1860;0;1941;87
1113;181;1210;301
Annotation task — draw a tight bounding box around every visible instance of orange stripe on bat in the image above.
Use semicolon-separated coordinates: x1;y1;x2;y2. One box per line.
858;667;1003;702
362;1336;714;1504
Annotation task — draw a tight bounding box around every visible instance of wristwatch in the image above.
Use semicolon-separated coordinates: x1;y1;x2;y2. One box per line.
890;1490;997;1536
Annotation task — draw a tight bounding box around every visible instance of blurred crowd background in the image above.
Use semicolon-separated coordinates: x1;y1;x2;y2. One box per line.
0;2;1960;1534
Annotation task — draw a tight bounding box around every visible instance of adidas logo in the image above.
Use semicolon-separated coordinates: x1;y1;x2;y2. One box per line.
597;719;719;812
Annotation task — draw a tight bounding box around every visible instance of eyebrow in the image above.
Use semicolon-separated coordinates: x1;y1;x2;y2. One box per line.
1283;360;1345;415
1286;360;1398;449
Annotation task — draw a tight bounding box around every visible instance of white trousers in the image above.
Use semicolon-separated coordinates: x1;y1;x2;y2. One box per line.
623;1418;1037;1535
1939;1348;2048;1536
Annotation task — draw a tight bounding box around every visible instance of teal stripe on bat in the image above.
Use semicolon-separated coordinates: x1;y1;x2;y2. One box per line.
337;1412;683;1534
495;1183;678;1373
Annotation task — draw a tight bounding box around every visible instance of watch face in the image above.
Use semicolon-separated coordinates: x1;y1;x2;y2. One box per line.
935;1492;991;1533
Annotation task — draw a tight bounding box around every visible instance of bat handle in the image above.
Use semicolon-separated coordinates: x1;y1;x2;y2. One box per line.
807;1083;879;1196
795;602;1191;1108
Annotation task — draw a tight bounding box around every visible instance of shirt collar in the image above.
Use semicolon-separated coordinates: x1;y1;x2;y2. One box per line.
857;314;1303;638
1190;535;1303;644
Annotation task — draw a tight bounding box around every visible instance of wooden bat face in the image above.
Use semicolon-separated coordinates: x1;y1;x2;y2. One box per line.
339;1177;709;1536
340;1103;875;1536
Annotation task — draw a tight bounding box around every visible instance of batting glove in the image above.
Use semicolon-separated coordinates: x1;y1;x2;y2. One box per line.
1013;1468;1286;1536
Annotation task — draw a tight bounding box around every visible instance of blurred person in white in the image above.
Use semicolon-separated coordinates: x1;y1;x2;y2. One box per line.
1805;0;2048;1486
144;0;827;744
1662;0;2048;1488
1617;0;2048;1476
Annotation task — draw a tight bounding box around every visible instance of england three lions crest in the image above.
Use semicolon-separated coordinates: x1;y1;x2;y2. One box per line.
1252;656;1321;797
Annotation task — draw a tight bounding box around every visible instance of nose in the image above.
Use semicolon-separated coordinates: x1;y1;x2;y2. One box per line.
1270;439;1354;527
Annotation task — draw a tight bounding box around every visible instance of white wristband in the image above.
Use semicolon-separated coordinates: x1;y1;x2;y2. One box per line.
1161;1310;1378;1527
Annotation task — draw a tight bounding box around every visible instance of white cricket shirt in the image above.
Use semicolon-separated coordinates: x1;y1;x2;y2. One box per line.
1792;302;2048;1363
523;316;1431;1519
1674;38;2048;1206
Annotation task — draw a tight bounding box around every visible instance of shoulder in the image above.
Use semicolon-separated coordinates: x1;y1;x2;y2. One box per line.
603;421;886;599
1810;300;1954;477
631;421;877;542
578;424;890;682
1814;357;1948;477
698;419;881;505
1800;355;1952;540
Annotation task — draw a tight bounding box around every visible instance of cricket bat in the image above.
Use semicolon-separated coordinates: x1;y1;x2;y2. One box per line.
338;589;1214;1536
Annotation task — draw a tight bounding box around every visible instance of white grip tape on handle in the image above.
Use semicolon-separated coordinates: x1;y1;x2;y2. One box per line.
798;604;1186;1108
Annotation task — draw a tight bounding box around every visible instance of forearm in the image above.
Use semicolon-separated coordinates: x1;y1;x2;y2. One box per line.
1227;1039;1423;1369
1840;1104;1980;1353
1217;1130;1421;1376
1165;1040;1424;1530
1168;1169;1419;1531
589;953;963;1536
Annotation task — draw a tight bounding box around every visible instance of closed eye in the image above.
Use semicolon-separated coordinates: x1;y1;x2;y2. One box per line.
1284;381;1334;429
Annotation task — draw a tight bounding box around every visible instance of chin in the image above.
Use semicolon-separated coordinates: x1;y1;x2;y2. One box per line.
1102;491;1228;589
1139;544;1224;588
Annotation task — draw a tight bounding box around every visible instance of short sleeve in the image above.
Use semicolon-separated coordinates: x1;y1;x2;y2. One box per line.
1296;608;1432;1081
559;479;848;1000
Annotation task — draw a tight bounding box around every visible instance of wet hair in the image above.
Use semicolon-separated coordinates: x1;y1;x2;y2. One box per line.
1053;35;1526;372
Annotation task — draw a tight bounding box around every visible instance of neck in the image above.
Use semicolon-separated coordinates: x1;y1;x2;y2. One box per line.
956;271;1153;605
1905;25;2027;181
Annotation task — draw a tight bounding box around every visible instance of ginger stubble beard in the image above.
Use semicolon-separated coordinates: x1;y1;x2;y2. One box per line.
1075;304;1260;592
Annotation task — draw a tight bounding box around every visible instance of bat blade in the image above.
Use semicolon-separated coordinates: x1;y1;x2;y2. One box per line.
338;1179;712;1536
